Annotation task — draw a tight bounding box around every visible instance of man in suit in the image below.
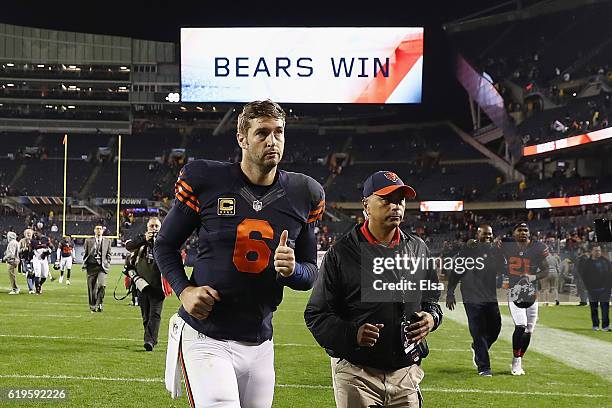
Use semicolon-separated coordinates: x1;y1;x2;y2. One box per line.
83;225;111;312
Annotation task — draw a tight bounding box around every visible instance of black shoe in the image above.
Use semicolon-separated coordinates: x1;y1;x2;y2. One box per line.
144;343;153;351
478;369;493;377
578;302;587;306
555;300;560;306
97;304;104;312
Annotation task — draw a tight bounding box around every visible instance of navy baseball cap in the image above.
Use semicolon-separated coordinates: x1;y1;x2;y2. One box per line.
362;171;417;199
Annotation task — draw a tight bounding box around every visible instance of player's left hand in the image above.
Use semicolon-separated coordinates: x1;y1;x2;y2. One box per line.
406;311;434;343
274;230;295;277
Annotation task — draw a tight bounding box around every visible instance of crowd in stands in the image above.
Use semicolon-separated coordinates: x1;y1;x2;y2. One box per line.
452;2;612;148
520;92;612;146
314;205;610;260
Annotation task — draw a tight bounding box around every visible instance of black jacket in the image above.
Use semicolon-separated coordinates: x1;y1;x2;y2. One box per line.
304;224;442;370
578;256;612;291
126;234;163;296
447;243;505;304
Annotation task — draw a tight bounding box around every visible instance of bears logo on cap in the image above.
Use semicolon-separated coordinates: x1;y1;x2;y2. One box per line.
384;171;399;182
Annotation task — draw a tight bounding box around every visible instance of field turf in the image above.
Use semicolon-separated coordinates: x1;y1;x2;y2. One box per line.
0;264;610;407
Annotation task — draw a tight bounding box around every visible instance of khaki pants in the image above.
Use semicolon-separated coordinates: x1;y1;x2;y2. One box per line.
331;358;424;408
7;262;19;291
540;273;559;304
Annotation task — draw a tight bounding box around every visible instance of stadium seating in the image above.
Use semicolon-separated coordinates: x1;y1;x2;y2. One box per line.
519;94;611;145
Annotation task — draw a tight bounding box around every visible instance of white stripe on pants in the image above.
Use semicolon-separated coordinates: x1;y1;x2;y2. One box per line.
180;321;275;408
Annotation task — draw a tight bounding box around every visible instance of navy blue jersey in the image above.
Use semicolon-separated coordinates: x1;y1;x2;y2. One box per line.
502;240;549;287
156;160;324;343
59;240;73;257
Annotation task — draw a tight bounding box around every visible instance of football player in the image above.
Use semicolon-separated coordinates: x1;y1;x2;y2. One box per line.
155;99;324;408
56;235;74;285
502;223;549;375
31;229;52;294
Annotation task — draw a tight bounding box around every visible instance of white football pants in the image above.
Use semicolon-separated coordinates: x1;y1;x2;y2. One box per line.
179;320;275;408
59;256;73;270
508;292;539;333
32;258;49;279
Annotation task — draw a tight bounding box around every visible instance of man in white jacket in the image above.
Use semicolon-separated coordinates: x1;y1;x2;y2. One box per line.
3;231;20;294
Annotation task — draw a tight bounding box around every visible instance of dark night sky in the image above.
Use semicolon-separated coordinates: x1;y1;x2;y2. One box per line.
2;0;506;126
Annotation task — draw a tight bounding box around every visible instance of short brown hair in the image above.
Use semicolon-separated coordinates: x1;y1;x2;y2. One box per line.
237;99;286;135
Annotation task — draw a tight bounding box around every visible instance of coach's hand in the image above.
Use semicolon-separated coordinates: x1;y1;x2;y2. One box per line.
274;230;295;277
357;323;384;347
179;286;221;320
406;312;434;343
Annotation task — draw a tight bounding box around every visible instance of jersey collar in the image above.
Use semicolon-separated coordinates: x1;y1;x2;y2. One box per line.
360;219;400;248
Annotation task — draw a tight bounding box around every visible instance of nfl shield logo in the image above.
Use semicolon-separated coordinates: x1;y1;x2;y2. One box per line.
253;200;263;212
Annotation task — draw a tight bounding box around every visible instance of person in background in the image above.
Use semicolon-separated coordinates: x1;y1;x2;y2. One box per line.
3;231;20;294
82;225;112;312
541;249;562;306
19;229;35;294
578;245;611;331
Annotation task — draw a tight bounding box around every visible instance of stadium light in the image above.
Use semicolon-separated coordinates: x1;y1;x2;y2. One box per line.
6;63;14;67
526;192;612;209
165;92;180;103
420;201;464;212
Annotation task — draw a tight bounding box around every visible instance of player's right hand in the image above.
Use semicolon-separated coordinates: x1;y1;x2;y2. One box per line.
179;286;221;320
446;295;456;311
357;323;384;347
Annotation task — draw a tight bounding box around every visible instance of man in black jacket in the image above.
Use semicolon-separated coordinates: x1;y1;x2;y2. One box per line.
446;224;505;376
305;171;442;408
578;245;611;331
126;217;165;350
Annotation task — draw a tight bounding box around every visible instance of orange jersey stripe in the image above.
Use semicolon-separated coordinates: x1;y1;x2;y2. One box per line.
309;200;325;215
174;188;199;205
307;213;323;223
177;178;194;193
175;180;196;196
176;192;200;213
308;207;324;216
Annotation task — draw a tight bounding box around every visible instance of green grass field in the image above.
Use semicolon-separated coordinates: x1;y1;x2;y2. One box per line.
0;264;610;407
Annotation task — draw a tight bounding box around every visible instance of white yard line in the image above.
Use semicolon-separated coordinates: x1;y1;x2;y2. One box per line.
0;312;142;320
0;334;150;342
444;308;612;382
0;374;606;398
